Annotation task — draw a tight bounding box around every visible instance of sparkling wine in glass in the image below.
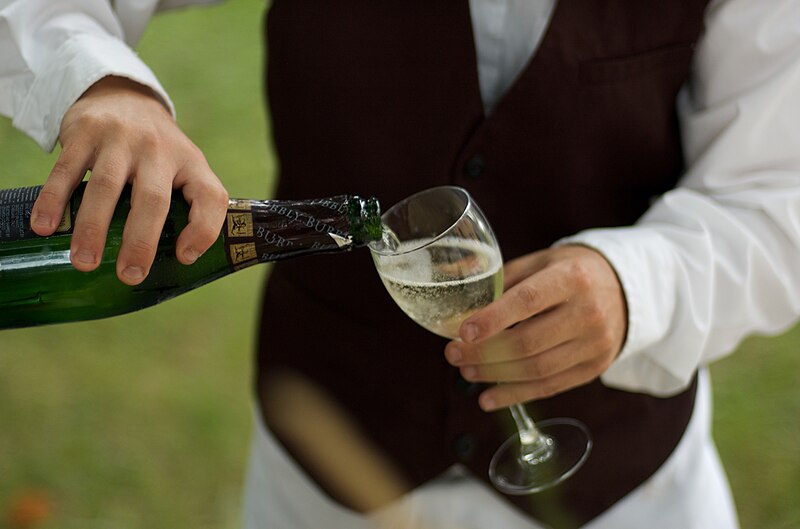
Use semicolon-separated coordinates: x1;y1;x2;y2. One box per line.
370;186;591;495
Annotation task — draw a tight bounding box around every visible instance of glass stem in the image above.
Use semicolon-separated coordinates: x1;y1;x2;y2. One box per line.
509;403;553;465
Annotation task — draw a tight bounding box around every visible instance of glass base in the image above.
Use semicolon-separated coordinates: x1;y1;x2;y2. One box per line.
489;417;592;495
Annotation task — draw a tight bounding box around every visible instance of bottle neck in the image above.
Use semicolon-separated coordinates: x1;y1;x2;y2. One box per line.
347;196;383;245
222;195;381;269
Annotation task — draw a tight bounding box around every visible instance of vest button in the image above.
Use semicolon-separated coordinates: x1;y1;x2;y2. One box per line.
454;433;478;461
463;155;486;179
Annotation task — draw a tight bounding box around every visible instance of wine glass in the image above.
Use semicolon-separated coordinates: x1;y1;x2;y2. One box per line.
369;186;592;495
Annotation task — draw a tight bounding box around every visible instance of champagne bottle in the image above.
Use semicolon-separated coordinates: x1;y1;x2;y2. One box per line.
0;182;381;330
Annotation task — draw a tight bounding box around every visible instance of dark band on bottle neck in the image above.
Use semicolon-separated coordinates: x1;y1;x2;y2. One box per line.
222;196;356;270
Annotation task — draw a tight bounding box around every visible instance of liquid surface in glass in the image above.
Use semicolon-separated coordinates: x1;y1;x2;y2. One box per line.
377;237;503;339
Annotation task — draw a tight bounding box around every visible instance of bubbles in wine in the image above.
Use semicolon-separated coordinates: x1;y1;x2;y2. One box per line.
376;237;502;339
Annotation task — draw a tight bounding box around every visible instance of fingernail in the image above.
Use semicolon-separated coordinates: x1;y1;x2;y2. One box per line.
32;213;52;230
445;345;462;365
462;366;477;381
462;323;479;343
183;248;200;264
480;393;497;411
73;249;97;265
122;266;144;282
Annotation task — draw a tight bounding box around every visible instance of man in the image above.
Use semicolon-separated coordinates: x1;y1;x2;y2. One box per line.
2;1;799;527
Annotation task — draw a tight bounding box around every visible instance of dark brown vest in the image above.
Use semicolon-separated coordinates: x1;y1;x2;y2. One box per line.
258;2;708;527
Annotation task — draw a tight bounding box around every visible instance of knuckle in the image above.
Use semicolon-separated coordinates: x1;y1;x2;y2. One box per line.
138;187;171;211
188;142;207;160
569;260;593;290
35;187;64;206
178;139;207;164
514;332;539;358
583;300;606;327
591;354;614;375
213;185;230;210
70;112;100;130
78;111;124;134
96;151;128;174
515;284;539;314
48;158;75;181
126;237;157;257
138;130;162;152
199;180;230;212
522;359;545;380
76;220;106;242
195;224;222;249
89;172;122;196
595;328;616;352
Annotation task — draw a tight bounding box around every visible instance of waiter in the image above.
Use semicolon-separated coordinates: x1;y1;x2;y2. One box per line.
3;1;800;527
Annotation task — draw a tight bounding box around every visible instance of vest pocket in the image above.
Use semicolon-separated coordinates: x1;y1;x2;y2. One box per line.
579;42;696;85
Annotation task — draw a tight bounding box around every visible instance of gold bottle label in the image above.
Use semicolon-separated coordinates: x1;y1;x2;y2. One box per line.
229;242;258;270
227;212;254;238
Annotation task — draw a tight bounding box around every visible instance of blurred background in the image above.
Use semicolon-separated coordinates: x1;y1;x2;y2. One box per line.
0;1;798;528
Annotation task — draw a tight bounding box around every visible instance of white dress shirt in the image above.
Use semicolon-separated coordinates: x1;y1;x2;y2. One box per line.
3;0;800;527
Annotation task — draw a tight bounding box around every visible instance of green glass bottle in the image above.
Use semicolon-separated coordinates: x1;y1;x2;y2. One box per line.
0;182;382;330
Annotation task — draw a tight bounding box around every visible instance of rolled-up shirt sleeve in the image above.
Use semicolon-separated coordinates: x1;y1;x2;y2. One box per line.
559;0;800;395
0;0;173;152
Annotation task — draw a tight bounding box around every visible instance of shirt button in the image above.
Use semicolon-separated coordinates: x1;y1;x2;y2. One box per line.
454;433;478;461
463;155;486;179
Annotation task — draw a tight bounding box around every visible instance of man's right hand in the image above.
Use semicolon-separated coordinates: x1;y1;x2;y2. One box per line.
30;75;229;285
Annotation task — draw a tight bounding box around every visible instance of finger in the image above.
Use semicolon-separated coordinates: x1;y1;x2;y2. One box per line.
446;305;572;366
31;142;93;235
460;339;585;384
476;361;600;411
502;252;546;290
69;152;130;271
173;163;228;265
459;265;573;343
116;166;172;285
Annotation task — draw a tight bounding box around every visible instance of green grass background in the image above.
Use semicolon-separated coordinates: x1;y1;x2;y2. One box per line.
0;1;798;528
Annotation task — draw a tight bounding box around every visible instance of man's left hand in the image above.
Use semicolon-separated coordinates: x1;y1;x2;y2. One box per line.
444;245;628;411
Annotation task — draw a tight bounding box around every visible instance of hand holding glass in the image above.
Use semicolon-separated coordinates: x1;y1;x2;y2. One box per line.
370;186;591;494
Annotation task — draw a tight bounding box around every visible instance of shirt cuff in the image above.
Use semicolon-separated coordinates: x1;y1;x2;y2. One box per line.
12;31;174;152
556;227;696;396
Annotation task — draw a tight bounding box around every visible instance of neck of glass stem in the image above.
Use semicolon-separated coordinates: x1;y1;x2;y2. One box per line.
509;403;553;465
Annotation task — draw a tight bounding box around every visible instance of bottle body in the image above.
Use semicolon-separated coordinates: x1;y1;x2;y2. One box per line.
0;183;381;330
